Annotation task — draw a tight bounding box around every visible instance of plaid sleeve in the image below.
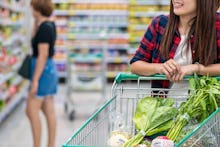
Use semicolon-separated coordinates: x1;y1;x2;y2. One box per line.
130;16;159;64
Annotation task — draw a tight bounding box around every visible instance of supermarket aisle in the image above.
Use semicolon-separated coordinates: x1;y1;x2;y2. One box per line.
0;83;110;147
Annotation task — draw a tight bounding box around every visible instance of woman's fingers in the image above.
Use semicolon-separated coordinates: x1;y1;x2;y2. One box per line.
172;72;183;82
162;59;181;78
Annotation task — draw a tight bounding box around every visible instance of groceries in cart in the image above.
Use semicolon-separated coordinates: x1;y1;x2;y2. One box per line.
108;75;220;147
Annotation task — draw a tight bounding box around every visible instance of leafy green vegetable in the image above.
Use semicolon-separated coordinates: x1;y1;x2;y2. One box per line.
167;75;220;142
123;97;177;147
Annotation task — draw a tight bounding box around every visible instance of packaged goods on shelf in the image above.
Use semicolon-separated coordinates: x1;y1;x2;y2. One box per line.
128;0;170;44
54;0;130;81
0;0;28;123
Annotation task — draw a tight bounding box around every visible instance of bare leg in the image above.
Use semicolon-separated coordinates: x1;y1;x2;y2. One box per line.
26;95;44;147
42;96;56;147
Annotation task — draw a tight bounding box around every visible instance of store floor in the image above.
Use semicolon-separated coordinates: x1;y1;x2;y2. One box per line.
0;83;111;147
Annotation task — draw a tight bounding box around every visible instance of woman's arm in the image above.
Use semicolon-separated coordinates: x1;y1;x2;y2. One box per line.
30;43;49;95
32;43;49;81
131;59;181;78
130;61;162;76
169;63;220;82
198;63;220;76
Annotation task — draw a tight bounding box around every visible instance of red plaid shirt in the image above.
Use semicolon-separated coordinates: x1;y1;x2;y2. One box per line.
130;13;220;89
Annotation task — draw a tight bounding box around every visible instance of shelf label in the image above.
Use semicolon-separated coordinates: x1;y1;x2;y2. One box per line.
114;57;121;63
128;25;135;30
68;22;75;27
107;72;116;78
130;0;137;5
67;0;74;3
129;36;136;42
129;11;136;17
68;34;75;39
68;10;75;15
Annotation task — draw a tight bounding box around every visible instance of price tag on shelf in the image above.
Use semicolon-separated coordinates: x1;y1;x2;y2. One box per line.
94;58;101;63
129;11;136;17
107;72;116;78
87;72;94;77
130;0;137;5
68;22;75;27
68;10;75;15
67;0;74;3
128;25;135;30
114;57;121;63
68;34;75;39
129;36;137;42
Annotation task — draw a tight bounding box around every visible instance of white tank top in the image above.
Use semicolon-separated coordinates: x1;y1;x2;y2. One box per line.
174;35;192;65
168;35;192;99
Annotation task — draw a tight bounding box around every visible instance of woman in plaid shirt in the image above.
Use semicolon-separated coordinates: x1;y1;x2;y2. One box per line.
130;0;220;89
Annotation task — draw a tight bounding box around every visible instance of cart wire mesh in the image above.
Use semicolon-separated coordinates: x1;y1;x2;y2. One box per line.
63;73;220;147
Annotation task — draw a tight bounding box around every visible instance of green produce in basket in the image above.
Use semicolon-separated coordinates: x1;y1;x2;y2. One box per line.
167;75;220;142
123;97;178;147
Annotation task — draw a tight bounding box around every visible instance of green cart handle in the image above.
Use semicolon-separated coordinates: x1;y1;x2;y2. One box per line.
114;72;220;84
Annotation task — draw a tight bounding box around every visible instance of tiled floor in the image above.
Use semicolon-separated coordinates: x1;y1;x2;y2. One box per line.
0;84;110;147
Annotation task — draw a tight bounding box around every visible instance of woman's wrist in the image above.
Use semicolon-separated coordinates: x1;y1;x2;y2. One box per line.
155;63;163;74
195;62;200;74
194;62;204;75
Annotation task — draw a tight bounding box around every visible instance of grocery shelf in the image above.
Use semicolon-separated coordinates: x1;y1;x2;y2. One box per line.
0;72;15;85
58;71;67;78
129;0;169;5
12;62;22;71
68;22;128;27
54;59;68;64
129;24;148;30
0;0;29;124
128;0;170;46
107;56;130;63
3;35;25;47
67;33;129;40
69;57;102;63
0;91;9;101
0;77;23;101
54;10;128;16
106;71;120;78
0;2;24;13
129;36;142;42
0;20;23;27
70;44;130;50
0;85;28;123
53;0;128;4
11;76;23;87
129;11;169;17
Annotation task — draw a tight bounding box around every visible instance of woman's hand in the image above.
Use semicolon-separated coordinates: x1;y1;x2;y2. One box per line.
29;80;39;97
170;64;199;82
159;59;181;79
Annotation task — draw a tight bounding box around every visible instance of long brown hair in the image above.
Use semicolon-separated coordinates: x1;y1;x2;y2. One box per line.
160;0;220;66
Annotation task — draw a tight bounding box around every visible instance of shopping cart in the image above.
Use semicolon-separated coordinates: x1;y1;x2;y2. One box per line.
62;73;220;147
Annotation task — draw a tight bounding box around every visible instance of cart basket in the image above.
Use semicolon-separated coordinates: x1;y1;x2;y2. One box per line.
63;73;220;147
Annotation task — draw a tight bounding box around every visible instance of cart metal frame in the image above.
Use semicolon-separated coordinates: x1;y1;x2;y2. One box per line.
63;73;220;147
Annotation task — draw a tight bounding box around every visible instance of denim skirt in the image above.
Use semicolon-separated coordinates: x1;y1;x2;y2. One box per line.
30;57;58;98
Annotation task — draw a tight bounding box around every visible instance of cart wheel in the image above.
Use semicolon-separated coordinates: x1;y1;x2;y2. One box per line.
64;102;68;113
69;110;75;121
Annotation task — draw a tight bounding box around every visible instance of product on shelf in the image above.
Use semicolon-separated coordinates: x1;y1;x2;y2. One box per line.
0;0;28;123
54;1;130;83
128;0;170;44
